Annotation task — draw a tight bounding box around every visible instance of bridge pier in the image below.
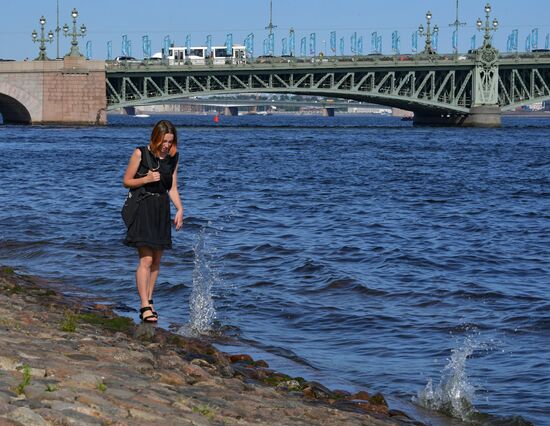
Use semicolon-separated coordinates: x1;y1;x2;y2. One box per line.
123;106;136;116
322;107;335;117
461;106;502;127
413;106;501;128
224;106;238;116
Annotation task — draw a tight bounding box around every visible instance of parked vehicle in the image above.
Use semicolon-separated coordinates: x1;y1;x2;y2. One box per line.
114;56;140;63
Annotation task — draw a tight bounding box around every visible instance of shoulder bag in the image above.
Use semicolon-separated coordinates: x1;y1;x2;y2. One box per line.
121;147;154;228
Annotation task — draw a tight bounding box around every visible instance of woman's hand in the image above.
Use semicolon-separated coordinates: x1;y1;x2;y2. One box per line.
174;209;184;231
145;170;160;183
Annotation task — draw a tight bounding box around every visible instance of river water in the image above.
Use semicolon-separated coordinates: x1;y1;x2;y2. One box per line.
0;114;548;425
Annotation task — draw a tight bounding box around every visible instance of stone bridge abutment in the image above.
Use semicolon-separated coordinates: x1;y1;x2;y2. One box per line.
0;57;106;125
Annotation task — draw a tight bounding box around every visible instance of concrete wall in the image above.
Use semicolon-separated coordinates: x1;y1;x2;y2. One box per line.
0;57;106;125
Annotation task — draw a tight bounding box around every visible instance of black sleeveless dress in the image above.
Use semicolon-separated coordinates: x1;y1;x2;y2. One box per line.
124;146;179;250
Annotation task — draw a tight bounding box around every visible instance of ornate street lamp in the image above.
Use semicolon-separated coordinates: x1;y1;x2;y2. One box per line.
32;16;54;61
418;11;439;55
477;3;498;48
63;8;87;57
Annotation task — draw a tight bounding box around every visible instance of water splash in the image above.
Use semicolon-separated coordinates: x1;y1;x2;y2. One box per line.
415;334;480;421
187;226;217;335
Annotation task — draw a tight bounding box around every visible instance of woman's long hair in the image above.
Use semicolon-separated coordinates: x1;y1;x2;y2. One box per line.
149;120;178;157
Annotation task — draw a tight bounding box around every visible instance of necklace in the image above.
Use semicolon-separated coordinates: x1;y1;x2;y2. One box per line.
150;157;160;171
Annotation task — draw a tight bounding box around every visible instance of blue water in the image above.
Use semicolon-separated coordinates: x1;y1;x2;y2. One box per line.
0;114;548;425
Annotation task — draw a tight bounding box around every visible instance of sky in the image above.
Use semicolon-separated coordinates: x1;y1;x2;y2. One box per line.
1;0;550;60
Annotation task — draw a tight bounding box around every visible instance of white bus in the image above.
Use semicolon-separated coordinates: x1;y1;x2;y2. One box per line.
152;45;247;65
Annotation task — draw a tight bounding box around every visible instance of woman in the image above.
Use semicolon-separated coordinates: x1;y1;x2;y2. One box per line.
123;120;184;323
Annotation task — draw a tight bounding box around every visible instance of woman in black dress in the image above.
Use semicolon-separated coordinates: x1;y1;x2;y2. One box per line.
122;120;183;322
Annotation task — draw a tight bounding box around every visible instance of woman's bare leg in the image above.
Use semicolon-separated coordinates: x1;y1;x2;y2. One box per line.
136;246;157;321
148;249;163;313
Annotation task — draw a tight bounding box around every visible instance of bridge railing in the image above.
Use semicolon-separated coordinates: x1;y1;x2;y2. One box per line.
105;53;481;72
106;51;550;72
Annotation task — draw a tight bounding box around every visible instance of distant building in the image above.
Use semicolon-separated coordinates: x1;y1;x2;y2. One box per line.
392;108;414;118
347;106;392;114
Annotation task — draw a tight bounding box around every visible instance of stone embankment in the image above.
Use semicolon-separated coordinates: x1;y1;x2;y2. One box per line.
0;267;421;425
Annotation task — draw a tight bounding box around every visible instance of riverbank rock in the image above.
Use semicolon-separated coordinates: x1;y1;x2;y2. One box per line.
0;267;419;425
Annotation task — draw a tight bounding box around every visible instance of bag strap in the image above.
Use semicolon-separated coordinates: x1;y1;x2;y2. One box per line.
142;146;154;170
141;146;166;192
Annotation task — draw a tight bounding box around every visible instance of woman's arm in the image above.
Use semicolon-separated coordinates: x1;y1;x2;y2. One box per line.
122;148;159;189
169;163;184;231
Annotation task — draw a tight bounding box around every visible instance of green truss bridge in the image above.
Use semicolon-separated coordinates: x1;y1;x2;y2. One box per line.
106;49;550;127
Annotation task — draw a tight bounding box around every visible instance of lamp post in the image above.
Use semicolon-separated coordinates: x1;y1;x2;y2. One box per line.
32;16;54;60
477;3;498;48
63;8;87;57
55;0;60;58
418;11;439;55
265;0;277;36
449;0;466;57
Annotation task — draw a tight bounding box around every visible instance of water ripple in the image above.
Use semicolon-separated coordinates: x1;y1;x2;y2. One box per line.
1;114;548;425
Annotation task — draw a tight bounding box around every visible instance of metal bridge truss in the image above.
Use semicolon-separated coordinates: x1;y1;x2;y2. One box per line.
498;63;550;111
106;61;550;113
106;64;475;113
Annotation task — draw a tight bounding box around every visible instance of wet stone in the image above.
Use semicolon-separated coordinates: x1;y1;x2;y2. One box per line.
389;408;411;418
332;389;352;399
353;390;371;400
133;323;157;341
369;392;388;406
330;400;369;414
191;358;215;370
254;359;269;368
302;381;334;399
233;365;262;381
276;379;303;392
229;354;254;364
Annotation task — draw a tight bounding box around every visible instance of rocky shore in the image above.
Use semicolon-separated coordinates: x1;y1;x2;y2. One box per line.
0;267;422;425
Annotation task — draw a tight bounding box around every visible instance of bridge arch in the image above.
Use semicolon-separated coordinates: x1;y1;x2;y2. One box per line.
501;95;550;112
0;93;32;124
0;82;38;124
109;87;469;116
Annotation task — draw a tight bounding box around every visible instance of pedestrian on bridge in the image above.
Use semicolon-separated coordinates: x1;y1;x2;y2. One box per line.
122;120;184;323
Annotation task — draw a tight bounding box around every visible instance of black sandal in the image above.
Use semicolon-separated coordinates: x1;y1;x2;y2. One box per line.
139;306;157;323
148;299;158;318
